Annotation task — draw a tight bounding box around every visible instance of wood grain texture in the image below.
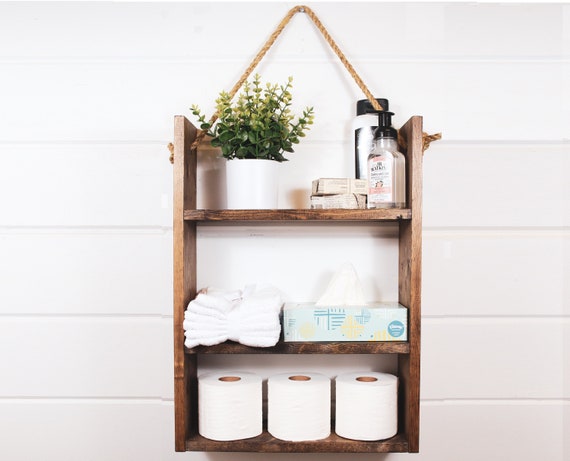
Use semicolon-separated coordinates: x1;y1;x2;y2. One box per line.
173;116;197;451
186;432;408;453
398;116;423;453
187;341;409;355
184;209;411;221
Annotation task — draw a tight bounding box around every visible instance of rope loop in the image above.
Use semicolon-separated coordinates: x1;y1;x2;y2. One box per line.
171;4;441;163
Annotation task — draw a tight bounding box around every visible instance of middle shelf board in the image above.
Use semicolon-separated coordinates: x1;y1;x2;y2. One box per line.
184;209;412;222
186;341;410;355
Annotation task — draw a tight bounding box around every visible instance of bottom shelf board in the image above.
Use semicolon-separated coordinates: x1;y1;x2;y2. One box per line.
187;340;409;354
185;432;408;453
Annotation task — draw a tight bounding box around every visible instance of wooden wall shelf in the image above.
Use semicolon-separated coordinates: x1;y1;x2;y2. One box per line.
173;115;423;453
184;208;412;222
186;432;409;453
186;340;410;355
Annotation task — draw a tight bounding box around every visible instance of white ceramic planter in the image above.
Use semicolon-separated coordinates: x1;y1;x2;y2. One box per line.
225;159;280;209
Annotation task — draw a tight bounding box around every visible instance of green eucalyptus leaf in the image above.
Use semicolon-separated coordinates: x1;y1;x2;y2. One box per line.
192;74;314;161
219;131;233;143
221;144;231;157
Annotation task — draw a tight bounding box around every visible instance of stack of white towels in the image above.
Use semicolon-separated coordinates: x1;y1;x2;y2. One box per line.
183;284;283;348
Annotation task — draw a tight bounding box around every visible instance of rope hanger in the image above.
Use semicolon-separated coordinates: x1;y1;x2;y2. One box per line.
169;4;441;163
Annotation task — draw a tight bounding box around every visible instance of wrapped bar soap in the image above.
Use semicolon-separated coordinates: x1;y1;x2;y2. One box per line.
312;178;368;195
310;194;366;209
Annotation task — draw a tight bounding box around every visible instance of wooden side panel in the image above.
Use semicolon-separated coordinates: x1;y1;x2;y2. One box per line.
398;116;423;453
173;116;197;451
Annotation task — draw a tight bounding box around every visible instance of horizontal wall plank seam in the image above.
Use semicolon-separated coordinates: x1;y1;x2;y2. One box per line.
1;227;569;235
0;56;568;64
1;315;569;322
0;314;173;319
0;140;169;146
0;314;568;321
423;317;570;324
0;397;174;404
428;140;570;146
0;398;567;405
0;226;172;235
423;227;570;234
421;399;570;406
1;140;569;146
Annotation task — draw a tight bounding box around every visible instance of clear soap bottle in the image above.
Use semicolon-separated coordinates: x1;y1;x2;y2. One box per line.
353;98;389;179
367;111;406;209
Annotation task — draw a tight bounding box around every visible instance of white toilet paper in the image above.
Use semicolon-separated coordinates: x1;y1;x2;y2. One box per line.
335;371;398;441
198;371;262;441
268;372;331;441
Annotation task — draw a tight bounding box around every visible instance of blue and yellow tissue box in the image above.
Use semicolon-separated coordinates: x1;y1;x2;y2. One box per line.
283;303;408;342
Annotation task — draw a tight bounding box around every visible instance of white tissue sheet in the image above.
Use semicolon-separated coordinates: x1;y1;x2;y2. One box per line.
268;372;331;441
198;371;262;441
335;371;398;441
315;262;365;306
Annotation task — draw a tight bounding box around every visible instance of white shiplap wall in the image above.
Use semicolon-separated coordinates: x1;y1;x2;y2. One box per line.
0;2;568;460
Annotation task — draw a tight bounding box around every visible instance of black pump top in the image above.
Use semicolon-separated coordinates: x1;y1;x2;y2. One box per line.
374;111;397;140
356;98;389;115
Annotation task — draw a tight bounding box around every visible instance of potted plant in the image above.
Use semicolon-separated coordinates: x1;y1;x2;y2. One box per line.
191;74;314;209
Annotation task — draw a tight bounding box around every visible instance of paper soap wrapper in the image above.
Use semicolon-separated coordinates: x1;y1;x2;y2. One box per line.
310;194;366;209
335;371;398;441
268;372;331;441
198;371;262;441
312;178;368;195
283;302;408;342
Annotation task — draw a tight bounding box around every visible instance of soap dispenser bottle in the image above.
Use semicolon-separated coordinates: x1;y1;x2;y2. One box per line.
366;111;406;209
353;98;389;179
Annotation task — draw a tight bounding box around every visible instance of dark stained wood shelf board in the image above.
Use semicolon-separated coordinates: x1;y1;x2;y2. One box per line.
184;208;412;222
186;432;408;453
186;340;410;355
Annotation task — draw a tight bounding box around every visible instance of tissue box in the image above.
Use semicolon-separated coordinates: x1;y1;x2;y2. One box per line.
283;302;407;342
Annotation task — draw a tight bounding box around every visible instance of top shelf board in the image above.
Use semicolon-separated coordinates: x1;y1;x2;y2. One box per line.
184;209;412;222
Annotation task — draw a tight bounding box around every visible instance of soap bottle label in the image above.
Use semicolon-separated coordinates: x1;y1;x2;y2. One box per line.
368;155;393;203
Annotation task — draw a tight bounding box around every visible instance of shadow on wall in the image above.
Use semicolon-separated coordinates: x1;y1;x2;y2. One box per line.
197;145;227;209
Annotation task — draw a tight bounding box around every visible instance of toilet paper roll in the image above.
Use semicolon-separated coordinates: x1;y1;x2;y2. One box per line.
268;372;331;441
198;371;262;441
335;371;398;441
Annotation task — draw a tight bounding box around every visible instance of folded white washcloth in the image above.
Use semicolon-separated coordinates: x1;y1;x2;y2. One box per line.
183;284;283;349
